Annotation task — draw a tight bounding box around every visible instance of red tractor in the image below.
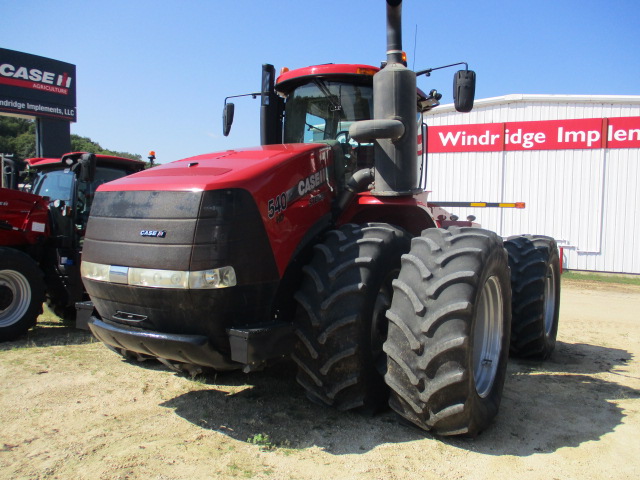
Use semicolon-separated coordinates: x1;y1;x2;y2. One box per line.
0;152;145;340
81;0;560;436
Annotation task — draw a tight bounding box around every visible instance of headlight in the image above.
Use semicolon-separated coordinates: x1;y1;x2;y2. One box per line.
81;261;237;289
80;261;110;282
188;266;237;289
129;268;189;288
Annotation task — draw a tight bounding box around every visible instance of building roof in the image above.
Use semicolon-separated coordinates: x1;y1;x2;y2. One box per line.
428;94;640;115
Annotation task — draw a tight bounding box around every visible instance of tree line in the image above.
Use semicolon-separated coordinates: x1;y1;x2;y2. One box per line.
0;116;142;162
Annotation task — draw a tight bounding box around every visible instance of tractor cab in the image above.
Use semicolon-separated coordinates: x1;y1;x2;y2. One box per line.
222;64;384;192
24;153;144;316
225;63;442;193
276;65;378;188
27;153;145;247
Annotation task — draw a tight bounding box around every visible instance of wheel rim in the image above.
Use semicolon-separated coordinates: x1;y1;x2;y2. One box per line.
473;275;504;398
0;270;32;327
543;263;557;337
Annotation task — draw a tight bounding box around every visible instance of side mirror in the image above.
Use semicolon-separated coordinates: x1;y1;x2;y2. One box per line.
223;102;235;136
2;158;16;189
453;70;476;113
79;153;97;183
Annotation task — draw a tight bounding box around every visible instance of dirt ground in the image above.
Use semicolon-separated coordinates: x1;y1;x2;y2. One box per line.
1;278;639;480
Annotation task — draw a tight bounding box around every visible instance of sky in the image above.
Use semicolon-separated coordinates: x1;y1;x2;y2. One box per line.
3;0;639;163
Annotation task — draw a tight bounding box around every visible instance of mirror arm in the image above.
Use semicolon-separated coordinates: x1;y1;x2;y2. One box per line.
416;61;468;77
224;92;261;106
222;92;261;137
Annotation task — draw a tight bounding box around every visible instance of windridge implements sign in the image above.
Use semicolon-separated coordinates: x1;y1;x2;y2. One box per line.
0;48;77;122
428;117;640;153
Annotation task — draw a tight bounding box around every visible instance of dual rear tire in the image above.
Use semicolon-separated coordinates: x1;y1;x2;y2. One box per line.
504;235;561;359
294;225;515;436
293;225;560;436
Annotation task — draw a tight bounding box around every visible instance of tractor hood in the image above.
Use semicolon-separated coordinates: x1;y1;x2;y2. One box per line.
84;142;336;278
96;144;328;194
0;187;50;246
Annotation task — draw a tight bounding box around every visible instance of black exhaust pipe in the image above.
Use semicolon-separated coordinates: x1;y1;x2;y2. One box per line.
386;0;403;64
348;0;420;196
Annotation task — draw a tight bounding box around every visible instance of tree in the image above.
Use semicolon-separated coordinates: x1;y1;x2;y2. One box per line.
0;117;34;161
70;135;142;161
0;116;142;162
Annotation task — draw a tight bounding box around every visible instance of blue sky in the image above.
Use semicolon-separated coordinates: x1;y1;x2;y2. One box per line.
3;0;639;163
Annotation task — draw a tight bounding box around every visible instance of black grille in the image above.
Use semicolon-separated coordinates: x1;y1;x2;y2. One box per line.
83;189;278;280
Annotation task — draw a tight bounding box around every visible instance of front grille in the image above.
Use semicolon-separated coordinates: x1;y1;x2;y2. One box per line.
83;189;278;279
81;188;281;340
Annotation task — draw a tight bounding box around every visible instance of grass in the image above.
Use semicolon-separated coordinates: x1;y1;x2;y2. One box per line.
563;270;640;286
227;463;254;478
247;433;276;450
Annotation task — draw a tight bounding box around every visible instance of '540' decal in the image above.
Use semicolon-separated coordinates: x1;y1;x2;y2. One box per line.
267;193;287;219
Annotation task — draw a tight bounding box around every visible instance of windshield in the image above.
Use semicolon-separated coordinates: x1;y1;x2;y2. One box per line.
32;166;131;198
32;169;74;202
283;81;373;143
79;166;133;196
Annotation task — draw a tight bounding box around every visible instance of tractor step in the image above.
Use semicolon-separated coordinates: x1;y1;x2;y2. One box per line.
227;322;295;370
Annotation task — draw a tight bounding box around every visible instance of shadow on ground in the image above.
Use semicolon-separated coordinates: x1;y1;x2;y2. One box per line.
161;341;639;456
162;361;427;455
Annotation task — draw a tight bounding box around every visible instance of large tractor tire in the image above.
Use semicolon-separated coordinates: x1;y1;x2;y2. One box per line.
383;227;511;436
0;248;45;341
293;223;411;412
504;235;561;359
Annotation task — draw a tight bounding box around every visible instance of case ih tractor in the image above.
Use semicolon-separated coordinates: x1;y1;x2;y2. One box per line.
81;0;560;436
0;152;145;340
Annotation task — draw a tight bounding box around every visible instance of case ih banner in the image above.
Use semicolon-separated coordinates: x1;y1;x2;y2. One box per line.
428;116;640;153
0;48;76;122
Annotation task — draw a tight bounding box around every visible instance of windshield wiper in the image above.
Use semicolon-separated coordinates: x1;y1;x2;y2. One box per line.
306;122;326;134
313;79;342;112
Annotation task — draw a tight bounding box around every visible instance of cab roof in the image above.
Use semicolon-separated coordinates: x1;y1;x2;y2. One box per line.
275;63;432;110
26;152;145;171
275;64;379;94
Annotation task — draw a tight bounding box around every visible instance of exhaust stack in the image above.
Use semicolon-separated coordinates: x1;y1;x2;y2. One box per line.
386;0;403;64
349;0;419;196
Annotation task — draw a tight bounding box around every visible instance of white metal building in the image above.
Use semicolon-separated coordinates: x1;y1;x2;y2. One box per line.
424;94;640;274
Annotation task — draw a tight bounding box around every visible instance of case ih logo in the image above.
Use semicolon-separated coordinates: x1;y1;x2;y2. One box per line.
140;230;166;238
0;63;73;95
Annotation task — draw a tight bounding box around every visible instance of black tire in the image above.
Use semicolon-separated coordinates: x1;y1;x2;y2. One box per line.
383;227;512;436
504;235;561;359
0;248;45;341
293;223;411;411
